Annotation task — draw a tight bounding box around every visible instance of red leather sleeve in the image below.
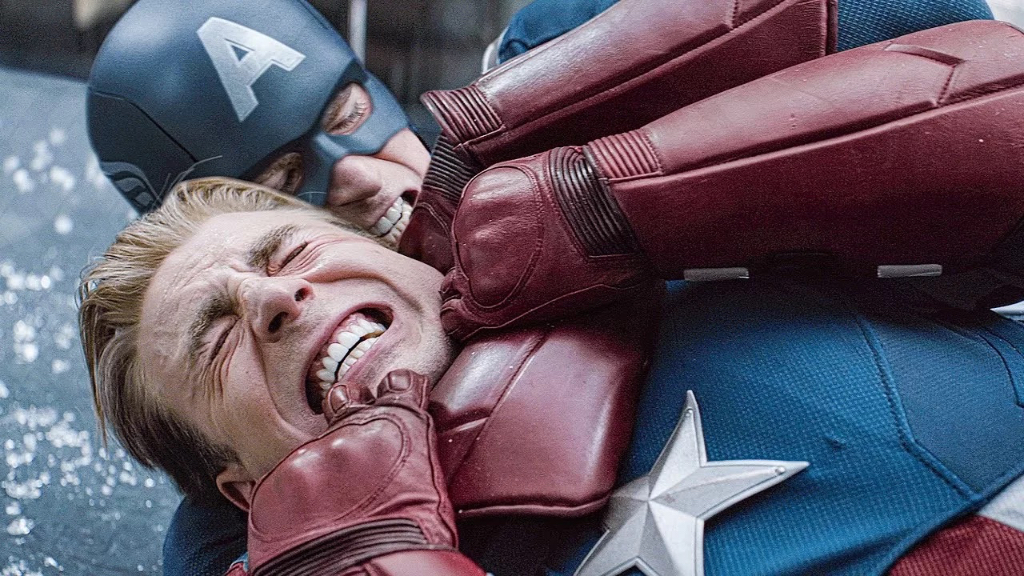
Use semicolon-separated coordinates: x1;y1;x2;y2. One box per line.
585;21;1024;279
357;550;485;576
423;0;836;166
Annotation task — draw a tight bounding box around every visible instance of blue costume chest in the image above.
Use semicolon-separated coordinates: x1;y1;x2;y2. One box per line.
461;279;1024;575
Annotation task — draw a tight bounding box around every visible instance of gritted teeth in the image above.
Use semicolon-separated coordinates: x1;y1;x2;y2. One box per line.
306;311;388;413
316;336;379;387
370;196;413;247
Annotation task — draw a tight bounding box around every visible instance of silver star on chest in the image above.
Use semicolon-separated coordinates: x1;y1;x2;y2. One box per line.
574;391;808;576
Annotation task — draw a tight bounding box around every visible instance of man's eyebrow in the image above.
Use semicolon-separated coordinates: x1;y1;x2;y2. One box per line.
184;224;299;365
186;292;235;364
246;224;299;270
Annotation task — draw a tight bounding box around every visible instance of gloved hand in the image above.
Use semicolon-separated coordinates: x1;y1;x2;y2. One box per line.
242;370;484;576
439;147;651;342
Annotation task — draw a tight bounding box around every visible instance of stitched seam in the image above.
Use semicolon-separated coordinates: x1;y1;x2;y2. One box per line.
351;413;413;519
638;130;665;176
424;416;455;542
980;325;1024;408
980;328;1019;398
475;87;505;139
938;66;958;106
551;147;639;255
841;294;974;499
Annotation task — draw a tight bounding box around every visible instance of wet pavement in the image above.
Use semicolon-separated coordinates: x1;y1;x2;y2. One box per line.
0;67;179;575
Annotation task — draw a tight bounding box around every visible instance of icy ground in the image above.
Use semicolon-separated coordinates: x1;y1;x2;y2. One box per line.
0;67;179;575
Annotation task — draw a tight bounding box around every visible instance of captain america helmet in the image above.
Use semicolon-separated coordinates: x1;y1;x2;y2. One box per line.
87;0;409;213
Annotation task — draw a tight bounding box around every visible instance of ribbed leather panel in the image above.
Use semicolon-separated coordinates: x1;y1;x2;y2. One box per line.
421;86;502;143
586;131;661;179
549;147;639;256
254;519;427;576
424;135;482;205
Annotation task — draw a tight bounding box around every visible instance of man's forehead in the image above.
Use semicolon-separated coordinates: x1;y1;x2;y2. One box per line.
141;212;269;329
164;209;326;272
140;208;348;323
155;213;269;294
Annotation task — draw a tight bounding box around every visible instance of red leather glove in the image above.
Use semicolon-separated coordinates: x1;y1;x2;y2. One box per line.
242;370;484;576
441;20;1024;340
399;0;835;271
440;147;652;341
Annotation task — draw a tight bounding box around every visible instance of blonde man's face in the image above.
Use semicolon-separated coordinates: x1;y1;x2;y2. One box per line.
137;209;453;498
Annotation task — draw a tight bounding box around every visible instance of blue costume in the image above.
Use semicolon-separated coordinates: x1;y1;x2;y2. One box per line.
459;279;1024;575
161;1;1014;575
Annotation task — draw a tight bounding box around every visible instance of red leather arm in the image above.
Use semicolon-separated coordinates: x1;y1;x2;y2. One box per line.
399;0;835;271
356;550;484;576
439;20;1024;339
591;20;1024;279
431;283;662;518
228;550;481;576
422;0;835;167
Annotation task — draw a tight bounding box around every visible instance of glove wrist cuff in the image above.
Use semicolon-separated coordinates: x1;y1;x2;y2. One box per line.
424;135;483;206
551;146;639;257
421;86;500;157
252;518;440;576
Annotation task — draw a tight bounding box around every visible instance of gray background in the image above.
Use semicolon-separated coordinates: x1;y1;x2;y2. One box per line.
0;67;178;575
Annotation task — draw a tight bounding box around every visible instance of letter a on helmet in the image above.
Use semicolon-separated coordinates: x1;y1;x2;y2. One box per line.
197;18;306;122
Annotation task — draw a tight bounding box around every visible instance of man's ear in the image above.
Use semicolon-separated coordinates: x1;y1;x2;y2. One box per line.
216;463;256;512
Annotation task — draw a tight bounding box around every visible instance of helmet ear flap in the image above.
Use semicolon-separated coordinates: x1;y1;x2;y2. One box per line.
87;91;196;213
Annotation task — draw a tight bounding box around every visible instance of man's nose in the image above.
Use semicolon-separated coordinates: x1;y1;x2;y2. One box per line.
240;276;313;342
328;155;383;208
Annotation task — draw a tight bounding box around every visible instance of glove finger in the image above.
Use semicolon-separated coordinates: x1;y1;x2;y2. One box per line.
323;383;368;424
376;369;430;410
440;297;480;343
440;271;459;302
322;383;350;424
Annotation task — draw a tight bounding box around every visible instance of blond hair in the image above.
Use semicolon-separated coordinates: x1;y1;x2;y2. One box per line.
79;177;334;500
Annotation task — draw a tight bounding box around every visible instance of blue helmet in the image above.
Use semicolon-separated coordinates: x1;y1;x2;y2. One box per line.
87;0;408;212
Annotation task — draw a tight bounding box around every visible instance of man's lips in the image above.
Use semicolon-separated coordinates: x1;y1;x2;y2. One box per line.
305;310;389;412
